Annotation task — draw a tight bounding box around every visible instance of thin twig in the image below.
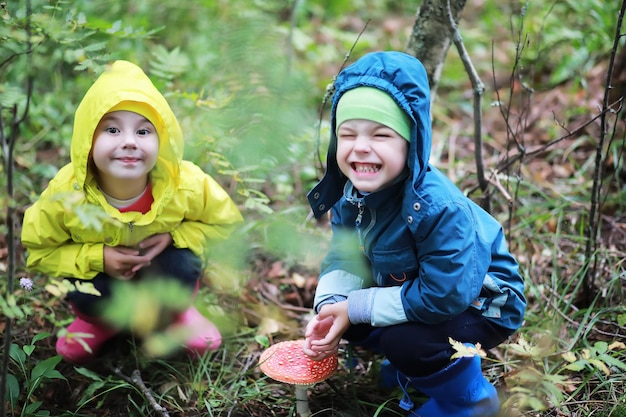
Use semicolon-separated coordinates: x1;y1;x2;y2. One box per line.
583;0;626;305
0;1;33;414
445;0;489;210
314;20;370;171
543;283;626;342
487;172;512;204
257;281;311;314
464;108;611;199
112;367;171;417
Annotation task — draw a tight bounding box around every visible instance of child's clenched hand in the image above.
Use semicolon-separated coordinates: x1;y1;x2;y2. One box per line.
103;233;172;279
303;301;350;361
133;233;172;272
103;246;149;280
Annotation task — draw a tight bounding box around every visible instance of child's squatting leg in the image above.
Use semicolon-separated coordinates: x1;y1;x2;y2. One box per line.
346;312;509;416
57;247;221;362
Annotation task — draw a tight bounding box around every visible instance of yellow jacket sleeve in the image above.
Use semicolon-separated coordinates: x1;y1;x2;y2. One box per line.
21;187;105;279
169;162;243;260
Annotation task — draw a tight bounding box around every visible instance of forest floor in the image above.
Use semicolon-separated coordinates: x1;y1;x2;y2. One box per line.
4;18;626;417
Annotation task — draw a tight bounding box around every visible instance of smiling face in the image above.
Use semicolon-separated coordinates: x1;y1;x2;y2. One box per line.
336;119;408;193
91;110;159;199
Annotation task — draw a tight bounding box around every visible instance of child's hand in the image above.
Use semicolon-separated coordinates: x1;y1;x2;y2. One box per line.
304;314;334;344
132;233;172;273
303;301;350;361
103;246;150;280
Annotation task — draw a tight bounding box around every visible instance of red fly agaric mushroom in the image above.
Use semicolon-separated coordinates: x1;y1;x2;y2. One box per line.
259;339;338;417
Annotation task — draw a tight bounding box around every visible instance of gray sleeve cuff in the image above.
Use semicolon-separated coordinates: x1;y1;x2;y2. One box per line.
315;295;348;313
347;288;377;324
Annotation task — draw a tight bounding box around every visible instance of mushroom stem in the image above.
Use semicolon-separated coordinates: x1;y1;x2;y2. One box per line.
294;385;311;417
258;340;337;417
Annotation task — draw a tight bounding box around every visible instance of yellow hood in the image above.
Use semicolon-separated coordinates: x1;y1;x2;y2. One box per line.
71;60;183;189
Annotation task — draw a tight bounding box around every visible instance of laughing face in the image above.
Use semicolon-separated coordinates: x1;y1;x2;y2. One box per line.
91;110;159;199
336;119;408;193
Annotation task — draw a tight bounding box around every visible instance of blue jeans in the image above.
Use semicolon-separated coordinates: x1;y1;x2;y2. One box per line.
67;246;202;317
343;310;512;377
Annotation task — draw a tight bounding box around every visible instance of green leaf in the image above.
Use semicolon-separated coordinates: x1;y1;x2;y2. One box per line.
593;341;608;355
5;373;20;405
23;401;43;415
30;355;66;382
23;344;36;356
255;334;270;349
0;294;25;319
74;366;104;382
78;380;108;404
83;41;107;52
9;343;26;367
31;332;52;344
598;354;626;371
526;396;548;411
564;361;587;372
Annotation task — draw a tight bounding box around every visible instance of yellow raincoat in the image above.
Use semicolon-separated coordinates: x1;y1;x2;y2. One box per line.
21;61;243;279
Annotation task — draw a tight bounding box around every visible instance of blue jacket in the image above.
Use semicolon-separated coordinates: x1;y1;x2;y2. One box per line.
307;51;526;332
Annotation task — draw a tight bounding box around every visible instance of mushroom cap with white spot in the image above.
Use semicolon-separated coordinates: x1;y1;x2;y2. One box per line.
259;340;338;385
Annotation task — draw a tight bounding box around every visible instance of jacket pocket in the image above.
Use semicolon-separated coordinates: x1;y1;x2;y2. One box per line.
371;247;419;286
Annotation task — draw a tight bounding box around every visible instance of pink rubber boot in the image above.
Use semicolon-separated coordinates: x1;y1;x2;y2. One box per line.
172;306;222;357
56;312;119;364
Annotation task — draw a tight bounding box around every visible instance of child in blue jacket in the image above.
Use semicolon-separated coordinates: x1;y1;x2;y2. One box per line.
302;51;526;416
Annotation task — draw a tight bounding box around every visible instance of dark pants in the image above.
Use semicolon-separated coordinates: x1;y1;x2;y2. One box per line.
344;310;512;377
67;246;202;317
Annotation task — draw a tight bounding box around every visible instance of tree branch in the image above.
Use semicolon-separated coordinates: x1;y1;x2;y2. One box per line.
406;0;467;97
444;0;489;211
581;0;626;306
0;1;34;414
112;367;171;417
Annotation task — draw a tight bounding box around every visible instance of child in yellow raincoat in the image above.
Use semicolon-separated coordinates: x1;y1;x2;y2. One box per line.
21;60;243;363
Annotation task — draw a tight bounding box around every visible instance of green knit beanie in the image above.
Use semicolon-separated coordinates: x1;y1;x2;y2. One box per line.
335;87;411;141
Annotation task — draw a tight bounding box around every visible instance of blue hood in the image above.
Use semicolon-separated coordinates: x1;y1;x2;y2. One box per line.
308;51;431;218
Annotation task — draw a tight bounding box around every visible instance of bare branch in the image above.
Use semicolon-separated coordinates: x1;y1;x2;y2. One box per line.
580;0;626;306
112;367;171;417
0;1;34;413
314;20;371;172
444;0;489;211
487;172;513;204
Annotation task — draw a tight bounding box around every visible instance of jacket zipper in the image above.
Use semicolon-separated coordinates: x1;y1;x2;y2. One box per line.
355;202;365;252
